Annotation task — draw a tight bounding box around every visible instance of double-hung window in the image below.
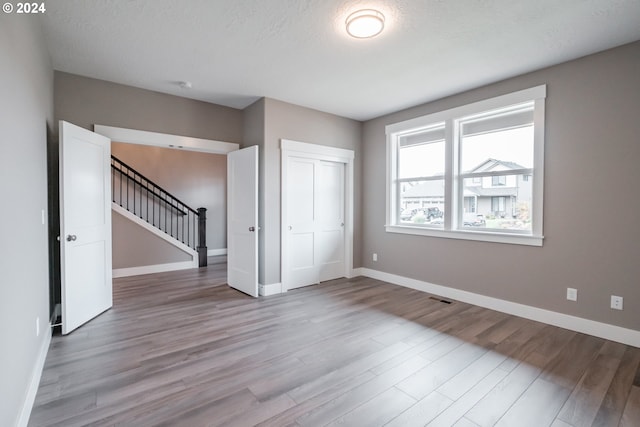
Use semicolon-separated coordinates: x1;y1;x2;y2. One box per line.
386;86;546;246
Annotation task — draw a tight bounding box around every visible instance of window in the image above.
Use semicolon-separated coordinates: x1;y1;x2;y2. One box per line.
491;196;506;213
491;175;506;186
386;86;545;246
396;123;445;226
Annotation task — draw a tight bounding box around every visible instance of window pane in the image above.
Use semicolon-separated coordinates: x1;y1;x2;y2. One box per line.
398;124;445;178
462;176;532;232
399;180;444;226
460;105;534;174
491;175;506;186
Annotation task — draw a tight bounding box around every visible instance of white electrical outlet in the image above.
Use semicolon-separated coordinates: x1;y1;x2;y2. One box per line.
36;317;40;336
566;288;577;301
372;253;378;262
611;295;623;310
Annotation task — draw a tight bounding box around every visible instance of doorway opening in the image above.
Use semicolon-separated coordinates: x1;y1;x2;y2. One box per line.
56;123;239;334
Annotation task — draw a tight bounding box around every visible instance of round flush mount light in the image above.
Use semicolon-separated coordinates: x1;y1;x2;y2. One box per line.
178;81;192;89
346;9;385;38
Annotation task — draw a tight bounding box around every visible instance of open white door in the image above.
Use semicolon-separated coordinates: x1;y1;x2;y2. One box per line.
227;146;259;297
59;121;112;334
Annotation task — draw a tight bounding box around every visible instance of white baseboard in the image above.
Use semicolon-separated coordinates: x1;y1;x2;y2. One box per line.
358;268;640;348
113;260;197;278
351;267;364;278
17;324;51;427
259;282;283;296
207;248;227;257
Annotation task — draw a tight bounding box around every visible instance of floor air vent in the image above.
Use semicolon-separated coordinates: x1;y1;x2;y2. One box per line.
429;296;453;304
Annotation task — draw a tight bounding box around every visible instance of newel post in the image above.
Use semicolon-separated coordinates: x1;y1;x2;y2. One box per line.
197;207;207;267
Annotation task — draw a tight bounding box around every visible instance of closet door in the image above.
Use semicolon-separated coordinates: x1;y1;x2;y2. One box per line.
317;160;345;282
285;157;345;290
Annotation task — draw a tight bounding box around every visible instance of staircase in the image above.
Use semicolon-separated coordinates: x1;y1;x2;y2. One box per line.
111;155;207;267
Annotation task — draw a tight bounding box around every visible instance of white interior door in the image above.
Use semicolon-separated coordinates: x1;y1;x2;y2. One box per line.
227;146;259;297
317;161;345;282
285;157;345;290
287;157;318;288
59;121;112;334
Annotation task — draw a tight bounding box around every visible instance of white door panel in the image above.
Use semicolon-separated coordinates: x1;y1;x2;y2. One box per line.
317;161;345;282
288;159;315;223
227;146;259;297
287;157;318;288
285;157;345;290
290;232;318;288
60;121;112;335
317;161;344;222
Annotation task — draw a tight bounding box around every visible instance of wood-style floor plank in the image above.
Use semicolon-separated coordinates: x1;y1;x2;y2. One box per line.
29;258;640;427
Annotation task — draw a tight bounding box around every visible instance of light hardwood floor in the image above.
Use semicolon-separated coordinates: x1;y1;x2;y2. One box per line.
30;258;640;426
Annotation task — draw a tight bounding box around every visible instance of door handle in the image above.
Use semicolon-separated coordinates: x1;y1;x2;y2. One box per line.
249;227;255;232
288;225;292;231
66;235;77;242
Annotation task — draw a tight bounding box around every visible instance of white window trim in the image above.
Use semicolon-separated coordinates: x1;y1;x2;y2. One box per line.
385;85;546;247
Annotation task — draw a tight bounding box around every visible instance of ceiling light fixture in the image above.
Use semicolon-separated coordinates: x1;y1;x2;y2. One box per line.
179;81;192;89
346;9;385;39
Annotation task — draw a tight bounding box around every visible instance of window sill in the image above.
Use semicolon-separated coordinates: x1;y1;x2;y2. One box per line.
385;224;543;246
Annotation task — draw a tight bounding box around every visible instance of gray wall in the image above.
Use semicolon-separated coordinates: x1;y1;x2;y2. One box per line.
243;98;362;286
362;41;640;331
0;15;53;427
111;142;228;267
55;71;243;142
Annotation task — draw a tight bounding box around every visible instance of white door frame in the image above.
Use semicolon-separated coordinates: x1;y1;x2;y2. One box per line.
94;125;239;155
281;139;355;292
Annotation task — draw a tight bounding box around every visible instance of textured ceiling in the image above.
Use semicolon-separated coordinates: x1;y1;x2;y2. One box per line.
41;0;640;121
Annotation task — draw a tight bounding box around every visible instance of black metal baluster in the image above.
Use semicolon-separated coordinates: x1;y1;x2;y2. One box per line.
152;185;155;226
111;162;115;203
126;168;129;211
133;173;137;216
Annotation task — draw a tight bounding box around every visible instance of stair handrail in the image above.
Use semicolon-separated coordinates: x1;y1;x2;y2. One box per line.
111;155;198;216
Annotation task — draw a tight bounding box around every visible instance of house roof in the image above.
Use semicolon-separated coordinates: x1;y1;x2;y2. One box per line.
403;181;444;198
469;158;526;173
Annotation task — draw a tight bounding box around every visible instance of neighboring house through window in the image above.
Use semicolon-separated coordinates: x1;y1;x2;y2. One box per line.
386;85;546;246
